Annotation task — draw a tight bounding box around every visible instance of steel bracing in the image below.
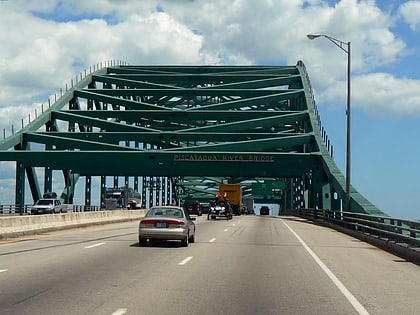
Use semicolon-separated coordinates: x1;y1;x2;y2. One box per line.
0;62;385;214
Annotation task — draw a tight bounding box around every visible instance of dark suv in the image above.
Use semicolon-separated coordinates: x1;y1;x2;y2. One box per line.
259;206;270;215
182;199;203;216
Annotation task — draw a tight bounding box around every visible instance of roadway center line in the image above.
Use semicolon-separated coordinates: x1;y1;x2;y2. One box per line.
209;238;216;243
224;228;229;232
0;269;8;273
85;242;106;249
178;256;193;265
281;219;370;315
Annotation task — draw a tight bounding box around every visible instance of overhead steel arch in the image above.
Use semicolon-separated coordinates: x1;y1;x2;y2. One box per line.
0;61;385;215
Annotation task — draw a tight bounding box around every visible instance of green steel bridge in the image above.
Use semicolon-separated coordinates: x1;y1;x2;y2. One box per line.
0;61;385;215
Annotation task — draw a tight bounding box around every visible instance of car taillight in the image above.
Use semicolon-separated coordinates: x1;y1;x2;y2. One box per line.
140;219;154;228
140;219;185;228
168;219;185;228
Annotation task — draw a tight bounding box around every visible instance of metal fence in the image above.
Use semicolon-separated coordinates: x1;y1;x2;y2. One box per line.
293;208;420;248
0;204;101;215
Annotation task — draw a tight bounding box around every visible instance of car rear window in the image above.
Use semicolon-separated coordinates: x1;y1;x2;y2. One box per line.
147;208;184;218
36;199;54;205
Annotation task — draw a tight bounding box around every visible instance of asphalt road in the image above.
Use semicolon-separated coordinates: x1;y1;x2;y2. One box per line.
0;215;419;315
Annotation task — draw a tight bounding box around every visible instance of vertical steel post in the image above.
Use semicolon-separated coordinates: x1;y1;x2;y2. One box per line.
345;42;351;212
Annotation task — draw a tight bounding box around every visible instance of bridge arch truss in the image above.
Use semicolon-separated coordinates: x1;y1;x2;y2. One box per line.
0;62;384;214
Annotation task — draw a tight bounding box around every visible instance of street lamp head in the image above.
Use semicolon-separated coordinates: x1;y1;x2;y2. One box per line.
307;34;321;40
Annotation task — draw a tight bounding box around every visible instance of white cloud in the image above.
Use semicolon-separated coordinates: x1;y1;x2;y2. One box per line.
317;72;420;116
399;0;420;31
0;0;418;121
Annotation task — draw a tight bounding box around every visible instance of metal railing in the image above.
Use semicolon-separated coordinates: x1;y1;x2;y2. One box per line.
1;59;129;140
292;208;420;248
0;204;101;215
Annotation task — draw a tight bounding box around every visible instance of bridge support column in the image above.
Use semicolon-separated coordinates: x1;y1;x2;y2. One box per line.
85;175;92;206
44;166;53;195
321;183;331;210
101;176;106;209
331;188;341;211
284;178;293;211
27;166;41;203
62;170;75;204
15;161;25;214
141;176;146;208
310;169;324;209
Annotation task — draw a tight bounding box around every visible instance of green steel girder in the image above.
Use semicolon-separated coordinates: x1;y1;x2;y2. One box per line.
93;74;302;91
29;132;294;144
23;132;140;151
88;88;298;98
23;132;315;152
74;88;304;111
178;112;308;133
0;151;320;177
0;63;387;215
52;111;155;132
170;134;316;153
59;109;302;121
107;65;299;75
74;90;164;111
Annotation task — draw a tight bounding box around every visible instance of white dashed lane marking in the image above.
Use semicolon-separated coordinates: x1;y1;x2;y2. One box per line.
84;242;106;249
209;238;216;243
0;269;8;273
178;256;193;265
111;308;127;315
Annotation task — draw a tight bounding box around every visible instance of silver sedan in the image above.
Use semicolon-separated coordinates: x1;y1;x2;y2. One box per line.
138;206;196;247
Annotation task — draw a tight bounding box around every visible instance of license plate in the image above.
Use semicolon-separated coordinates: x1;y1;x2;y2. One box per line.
155;222;168;228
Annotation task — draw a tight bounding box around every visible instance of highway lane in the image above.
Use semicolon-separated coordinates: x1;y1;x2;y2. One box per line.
0;215;419;314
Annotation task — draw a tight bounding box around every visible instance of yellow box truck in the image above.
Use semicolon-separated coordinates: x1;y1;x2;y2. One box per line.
219;184;242;215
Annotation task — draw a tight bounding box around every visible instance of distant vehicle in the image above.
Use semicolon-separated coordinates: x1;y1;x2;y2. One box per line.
104;186;141;209
208;200;233;220
259;206;270;215
31;198;63;214
182;199;202;216
219;184;242;215
241;206;250;214
201;203;210;214
243;198;254;214
138;206;196;247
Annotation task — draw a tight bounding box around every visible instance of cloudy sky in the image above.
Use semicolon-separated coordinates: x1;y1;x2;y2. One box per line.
0;0;419;220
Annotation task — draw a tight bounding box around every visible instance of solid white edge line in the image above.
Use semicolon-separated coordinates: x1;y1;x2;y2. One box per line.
281;219;370;315
178;256;193;265
111;308;127;315
85;242;106;249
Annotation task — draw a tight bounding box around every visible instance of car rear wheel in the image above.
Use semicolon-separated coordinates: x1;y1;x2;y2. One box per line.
139;238;147;247
189;232;195;243
181;235;189;247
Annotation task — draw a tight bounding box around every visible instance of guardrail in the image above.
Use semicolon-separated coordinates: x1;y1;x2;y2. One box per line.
291;208;420;248
0;204;101;215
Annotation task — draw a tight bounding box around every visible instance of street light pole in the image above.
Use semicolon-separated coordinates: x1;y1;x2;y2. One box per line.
307;34;351;211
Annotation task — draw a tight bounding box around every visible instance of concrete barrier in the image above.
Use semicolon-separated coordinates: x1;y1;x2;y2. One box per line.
0;209;148;239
